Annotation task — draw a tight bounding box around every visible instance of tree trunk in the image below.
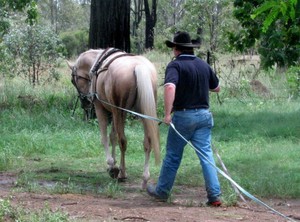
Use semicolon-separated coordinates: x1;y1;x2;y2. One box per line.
132;0;143;37
50;0;58;33
132;0;143;53
89;0;131;52
144;0;157;49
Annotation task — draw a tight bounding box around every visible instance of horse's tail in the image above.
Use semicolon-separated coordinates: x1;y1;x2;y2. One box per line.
134;64;160;164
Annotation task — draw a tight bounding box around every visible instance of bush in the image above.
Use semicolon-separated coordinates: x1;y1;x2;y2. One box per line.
286;66;300;99
1;24;64;86
60;29;89;58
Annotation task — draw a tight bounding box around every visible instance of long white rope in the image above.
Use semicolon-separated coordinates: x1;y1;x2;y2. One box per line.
93;94;295;221
170;122;295;222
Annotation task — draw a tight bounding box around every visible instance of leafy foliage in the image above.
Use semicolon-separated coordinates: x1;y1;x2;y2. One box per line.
286;66;300;98
229;0;300;69
182;0;232;52
60;29;89;58
1;24;64;86
251;0;298;32
0;0;37;38
155;0;233;53
37;0;90;33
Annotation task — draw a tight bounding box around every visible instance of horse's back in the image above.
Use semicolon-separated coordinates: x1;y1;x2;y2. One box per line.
96;54;157;110
109;55;157;85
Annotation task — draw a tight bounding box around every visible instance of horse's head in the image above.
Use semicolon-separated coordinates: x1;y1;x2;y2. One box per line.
67;59;94;120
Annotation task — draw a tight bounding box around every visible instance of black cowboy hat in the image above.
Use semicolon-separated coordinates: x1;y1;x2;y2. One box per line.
165;31;201;48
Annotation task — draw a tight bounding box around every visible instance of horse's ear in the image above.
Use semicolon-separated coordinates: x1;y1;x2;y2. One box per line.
66;60;74;70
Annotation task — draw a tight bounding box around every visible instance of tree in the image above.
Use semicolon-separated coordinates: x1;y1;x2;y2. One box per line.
154;0;234;54
132;0;143;37
50;0;58;30
251;0;298;33
89;0;130;52
229;0;300;69
156;0;185;30
183;0;232;52
2;24;64;86
0;0;38;38
38;0;90;34
144;0;157;49
131;0;144;53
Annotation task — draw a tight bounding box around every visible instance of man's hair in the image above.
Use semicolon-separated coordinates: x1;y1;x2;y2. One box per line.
175;45;194;55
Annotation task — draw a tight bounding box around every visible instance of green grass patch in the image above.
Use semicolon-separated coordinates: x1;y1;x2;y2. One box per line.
0;198;69;222
0;68;299;210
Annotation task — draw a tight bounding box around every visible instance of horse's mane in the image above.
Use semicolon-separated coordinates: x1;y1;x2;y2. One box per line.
76;49;103;67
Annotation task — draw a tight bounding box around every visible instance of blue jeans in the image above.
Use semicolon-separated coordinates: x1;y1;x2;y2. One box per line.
156;109;221;202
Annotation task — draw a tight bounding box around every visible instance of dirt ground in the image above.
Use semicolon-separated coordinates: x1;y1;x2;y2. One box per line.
0;172;299;222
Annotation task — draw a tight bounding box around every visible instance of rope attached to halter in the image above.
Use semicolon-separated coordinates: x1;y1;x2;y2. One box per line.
94;93;162;123
71;96;79;117
93;93;295;222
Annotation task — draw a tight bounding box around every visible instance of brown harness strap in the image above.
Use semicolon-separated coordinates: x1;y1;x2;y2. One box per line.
89;48;135;102
90;48;122;76
97;53;135;75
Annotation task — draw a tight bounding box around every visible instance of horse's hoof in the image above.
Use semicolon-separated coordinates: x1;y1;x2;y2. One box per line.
141;181;147;190
117;177;127;183
107;167;119;179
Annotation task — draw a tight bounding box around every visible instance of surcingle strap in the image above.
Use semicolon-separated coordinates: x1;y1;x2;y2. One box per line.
90;48;122;76
98;52;135;74
89;48;134;102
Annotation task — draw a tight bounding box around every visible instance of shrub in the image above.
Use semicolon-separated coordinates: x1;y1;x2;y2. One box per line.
60;29;89;58
1;24;64;86
286;66;300;99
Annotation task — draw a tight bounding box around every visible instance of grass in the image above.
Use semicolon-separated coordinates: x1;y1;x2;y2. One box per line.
0;198;69;222
0;59;300;219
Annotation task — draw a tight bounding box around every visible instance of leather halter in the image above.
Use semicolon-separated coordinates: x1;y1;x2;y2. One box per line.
71;66;91;102
71;48;133;114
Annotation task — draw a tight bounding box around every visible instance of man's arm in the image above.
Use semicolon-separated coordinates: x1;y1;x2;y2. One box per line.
164;83;176;124
210;85;220;93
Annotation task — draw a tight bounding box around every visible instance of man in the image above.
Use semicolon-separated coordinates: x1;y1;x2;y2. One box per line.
147;31;222;206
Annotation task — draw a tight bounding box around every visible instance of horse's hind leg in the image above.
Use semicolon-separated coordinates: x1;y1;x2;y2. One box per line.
112;110;127;181
94;102;117;177
142;122;151;189
108;124;120;179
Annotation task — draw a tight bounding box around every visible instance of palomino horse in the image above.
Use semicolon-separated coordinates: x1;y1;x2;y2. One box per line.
68;48;160;188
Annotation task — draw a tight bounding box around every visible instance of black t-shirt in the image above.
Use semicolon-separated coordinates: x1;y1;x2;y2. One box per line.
164;54;219;110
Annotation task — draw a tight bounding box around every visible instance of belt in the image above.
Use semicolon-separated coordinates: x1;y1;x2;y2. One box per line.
173;107;208;111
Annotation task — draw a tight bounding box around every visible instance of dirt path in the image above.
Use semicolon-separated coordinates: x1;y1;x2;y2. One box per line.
0;172;299;221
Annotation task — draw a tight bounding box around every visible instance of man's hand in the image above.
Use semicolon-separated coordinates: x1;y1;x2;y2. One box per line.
164;114;172;125
210;85;220;92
